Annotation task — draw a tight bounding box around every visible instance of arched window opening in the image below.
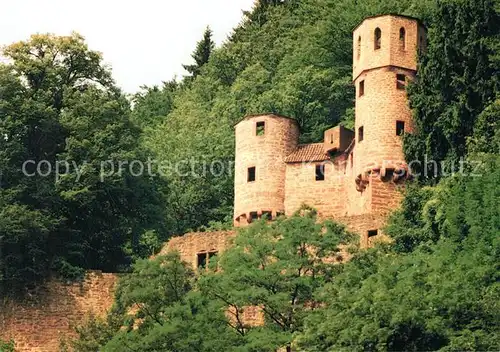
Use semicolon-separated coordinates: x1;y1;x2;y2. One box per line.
374;28;381;50
399;27;406;50
357;36;361;59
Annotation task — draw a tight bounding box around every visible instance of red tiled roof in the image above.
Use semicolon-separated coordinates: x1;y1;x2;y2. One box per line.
285;143;330;163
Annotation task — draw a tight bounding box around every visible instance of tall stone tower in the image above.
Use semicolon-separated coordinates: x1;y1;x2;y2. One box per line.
233;114;299;226
352;14;426;187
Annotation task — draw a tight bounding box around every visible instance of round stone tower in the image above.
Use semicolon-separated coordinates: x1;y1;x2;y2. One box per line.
352;14;426;190
233;114;299;226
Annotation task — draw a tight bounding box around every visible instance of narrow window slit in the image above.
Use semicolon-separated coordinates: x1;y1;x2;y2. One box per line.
316;164;325;181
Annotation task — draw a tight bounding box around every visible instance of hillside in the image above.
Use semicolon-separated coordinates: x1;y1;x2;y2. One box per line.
0;0;499;351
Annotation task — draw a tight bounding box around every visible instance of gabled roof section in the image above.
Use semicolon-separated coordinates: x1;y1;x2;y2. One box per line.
285;143;329;163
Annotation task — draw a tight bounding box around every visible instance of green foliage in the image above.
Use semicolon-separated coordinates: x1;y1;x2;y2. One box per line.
0;33;166;295
199;212;355;351
182;26;215;80
405;0;500;181
468;97;500;154
64;313;120;352
384;184;441;253
130;80;178;130
72;213;354;351
298;163;500;351
71;252;243;351
0;339;15;352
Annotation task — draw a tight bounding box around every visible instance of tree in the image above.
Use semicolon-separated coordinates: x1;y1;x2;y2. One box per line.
54;85;167;272
71;252;243;352
2;33;112;111
468;97;500;154
405;0;500;181
131;80;178;129
0;33;166;295
298;159;500;352
182;27;215;80
199;210;355;351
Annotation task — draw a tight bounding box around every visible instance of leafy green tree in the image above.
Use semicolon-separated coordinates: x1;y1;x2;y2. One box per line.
2;33;112;111
0;33;166;294
405;0;500;180
131;80;178;129
299;160;500;352
54;85;167;272
0;46;65;293
200;210;354;351
183;27;215;80
468;97;500;154
102;291;243;352
72;252;243;352
70;252;195;351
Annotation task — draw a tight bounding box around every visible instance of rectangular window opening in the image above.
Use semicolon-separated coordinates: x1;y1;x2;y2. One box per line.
249;211;258;222
315;164;325;181
396;120;405;136
359;80;365;97
358;126;364;142
396;74;406;90
197;253;207;269
256;121;265;136
247;167;256;182
368;229;378;238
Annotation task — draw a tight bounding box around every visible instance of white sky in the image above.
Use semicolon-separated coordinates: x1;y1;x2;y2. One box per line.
1;0;256;93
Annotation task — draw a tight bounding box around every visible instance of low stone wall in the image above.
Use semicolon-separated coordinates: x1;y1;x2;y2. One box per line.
0;271;118;352
337;213;389;248
161;230;236;267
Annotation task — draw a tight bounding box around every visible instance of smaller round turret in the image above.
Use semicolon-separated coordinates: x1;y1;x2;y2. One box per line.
233;114;299;226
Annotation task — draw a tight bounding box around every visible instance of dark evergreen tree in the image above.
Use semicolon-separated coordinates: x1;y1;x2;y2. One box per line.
182;27;215;80
405;0;500;181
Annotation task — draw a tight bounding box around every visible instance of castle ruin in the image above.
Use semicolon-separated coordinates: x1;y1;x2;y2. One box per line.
0;14;427;351
175;14;427;268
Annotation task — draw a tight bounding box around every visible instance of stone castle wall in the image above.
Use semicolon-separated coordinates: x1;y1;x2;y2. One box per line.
161;230;236;268
354;66;416;173
0;271;118;352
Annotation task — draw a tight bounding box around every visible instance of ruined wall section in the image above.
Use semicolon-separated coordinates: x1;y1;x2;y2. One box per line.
336;213;389;249
161;230;236;268
0;271;118;352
